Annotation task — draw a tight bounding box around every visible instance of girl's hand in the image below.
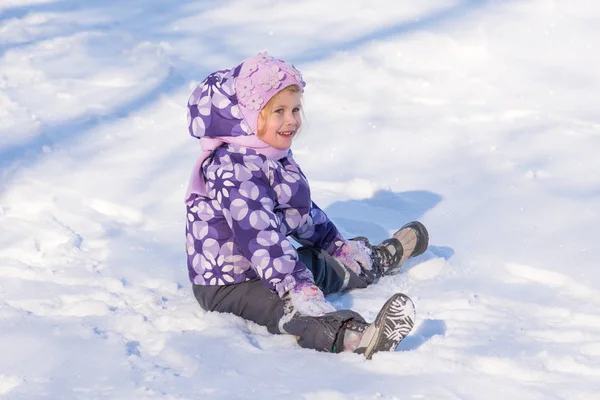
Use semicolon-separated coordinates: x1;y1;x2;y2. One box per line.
287;283;336;317
333;240;373;275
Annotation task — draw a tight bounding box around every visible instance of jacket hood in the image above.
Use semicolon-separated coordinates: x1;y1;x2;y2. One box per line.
186;52;305;140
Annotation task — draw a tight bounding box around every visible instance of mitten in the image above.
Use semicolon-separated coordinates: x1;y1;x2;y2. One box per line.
333;240;373;275
287;283;336;317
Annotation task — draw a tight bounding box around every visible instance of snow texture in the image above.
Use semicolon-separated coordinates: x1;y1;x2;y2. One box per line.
1;0;600;399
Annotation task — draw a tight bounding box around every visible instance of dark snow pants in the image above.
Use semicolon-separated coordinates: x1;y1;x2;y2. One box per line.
193;246;374;353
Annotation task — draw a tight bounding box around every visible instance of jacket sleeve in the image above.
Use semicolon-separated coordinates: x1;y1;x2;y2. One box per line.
292;202;345;255
205;151;315;297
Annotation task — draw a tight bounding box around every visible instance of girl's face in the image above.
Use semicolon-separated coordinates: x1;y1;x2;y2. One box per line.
257;89;302;150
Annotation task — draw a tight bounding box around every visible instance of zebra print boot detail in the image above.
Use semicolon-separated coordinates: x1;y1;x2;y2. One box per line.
354;293;416;359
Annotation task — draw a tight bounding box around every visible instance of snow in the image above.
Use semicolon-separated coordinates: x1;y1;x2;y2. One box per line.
1;0;600;398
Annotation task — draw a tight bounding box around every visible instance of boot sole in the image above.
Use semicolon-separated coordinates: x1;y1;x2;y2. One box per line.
397;221;429;257
364;293;416;360
383;221;429;276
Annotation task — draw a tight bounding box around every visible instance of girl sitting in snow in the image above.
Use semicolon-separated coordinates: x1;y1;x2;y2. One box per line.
184;52;429;359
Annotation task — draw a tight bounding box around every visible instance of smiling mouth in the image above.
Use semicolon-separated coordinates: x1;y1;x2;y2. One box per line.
278;131;295;136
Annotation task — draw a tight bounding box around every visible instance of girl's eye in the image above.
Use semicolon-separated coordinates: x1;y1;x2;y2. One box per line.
274;109;284;114
293;108;300;113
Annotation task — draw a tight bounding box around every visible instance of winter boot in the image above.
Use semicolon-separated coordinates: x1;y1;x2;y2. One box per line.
342;293;416;359
393;221;429;267
355;221;429;277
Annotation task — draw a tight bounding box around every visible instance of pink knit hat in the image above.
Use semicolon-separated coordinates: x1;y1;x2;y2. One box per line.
234;52;306;135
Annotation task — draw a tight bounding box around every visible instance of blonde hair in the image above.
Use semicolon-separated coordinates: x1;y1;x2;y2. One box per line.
257;84;303;137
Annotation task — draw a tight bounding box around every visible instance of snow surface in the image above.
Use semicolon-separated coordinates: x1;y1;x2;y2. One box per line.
1;0;600;399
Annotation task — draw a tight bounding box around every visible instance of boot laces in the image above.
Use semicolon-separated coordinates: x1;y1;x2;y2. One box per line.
372;239;403;272
349;236;403;276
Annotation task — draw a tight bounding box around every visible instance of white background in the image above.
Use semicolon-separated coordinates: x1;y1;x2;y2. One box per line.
1;1;599;398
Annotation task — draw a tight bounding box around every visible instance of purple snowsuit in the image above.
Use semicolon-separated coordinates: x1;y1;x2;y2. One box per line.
185;60;370;352
186;146;343;296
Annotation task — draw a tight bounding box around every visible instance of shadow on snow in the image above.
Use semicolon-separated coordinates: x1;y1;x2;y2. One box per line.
1;0;492;180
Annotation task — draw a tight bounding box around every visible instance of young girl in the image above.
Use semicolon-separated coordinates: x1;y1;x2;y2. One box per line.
184;52;429;359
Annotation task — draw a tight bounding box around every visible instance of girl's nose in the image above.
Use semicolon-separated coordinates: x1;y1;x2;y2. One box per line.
285;113;297;126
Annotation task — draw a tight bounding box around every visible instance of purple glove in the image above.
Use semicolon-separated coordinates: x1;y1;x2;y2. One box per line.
287;283;336;317
333;240;373;275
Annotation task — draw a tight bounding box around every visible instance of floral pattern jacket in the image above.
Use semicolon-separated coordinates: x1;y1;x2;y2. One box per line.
186;144;343;297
